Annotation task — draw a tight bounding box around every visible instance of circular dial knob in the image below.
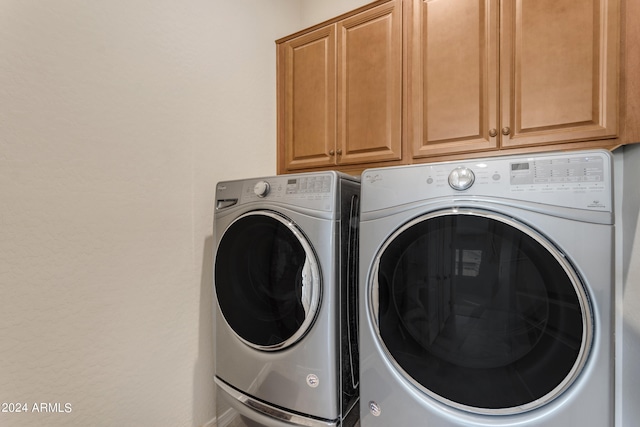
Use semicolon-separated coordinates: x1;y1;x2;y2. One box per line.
448;167;475;191
253;181;270;197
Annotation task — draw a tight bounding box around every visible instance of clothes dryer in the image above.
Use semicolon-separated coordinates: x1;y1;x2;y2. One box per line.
214;171;360;427
359;150;614;426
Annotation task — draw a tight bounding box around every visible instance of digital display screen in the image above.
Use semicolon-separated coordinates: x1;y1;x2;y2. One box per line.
511;163;530;171
287;179;297;185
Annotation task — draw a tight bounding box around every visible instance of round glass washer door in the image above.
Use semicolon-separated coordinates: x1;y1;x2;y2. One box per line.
215;210;321;351
370;208;593;415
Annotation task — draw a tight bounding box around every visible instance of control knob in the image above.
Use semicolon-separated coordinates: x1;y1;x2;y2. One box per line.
253;181;270;197
448;167;475;191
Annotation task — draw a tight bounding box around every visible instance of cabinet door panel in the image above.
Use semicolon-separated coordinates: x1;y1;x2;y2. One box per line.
501;0;619;147
280;26;336;171
409;0;499;158
337;0;403;165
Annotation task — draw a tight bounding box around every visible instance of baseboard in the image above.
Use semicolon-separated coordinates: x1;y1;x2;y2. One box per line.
216;407;236;426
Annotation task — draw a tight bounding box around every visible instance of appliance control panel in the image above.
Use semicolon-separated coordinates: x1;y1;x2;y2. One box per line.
241;175;332;201
508;155;604;187
361;150;612;213
216;173;336;211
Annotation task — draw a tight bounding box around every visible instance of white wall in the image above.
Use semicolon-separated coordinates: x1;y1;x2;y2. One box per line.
300;0;372;28
618;144;640;426
0;1;300;426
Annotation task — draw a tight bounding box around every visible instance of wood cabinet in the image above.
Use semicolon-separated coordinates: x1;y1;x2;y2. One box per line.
277;0;633;175
278;25;336;171
500;0;619;149
408;0;620;159
407;0;499;158
277;0;403;174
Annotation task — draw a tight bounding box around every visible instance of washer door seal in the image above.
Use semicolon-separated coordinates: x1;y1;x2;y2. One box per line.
215;210;321;351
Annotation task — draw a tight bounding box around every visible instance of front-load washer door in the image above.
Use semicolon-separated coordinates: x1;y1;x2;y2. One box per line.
369;208;592;415
215;210;321;351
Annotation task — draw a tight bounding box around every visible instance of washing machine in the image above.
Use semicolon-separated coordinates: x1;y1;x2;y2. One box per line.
214;171;360;427
358;150;614;426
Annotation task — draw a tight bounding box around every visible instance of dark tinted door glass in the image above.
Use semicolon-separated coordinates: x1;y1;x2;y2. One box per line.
216;212;317;349
374;212;589;412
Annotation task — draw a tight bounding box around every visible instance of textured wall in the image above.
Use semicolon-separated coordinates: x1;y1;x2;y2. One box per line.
0;1;299;426
300;0;373;28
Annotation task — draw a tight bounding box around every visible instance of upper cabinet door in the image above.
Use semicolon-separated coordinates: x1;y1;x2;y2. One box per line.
279;25;337;171
337;0;403;165
277;0;626;174
500;0;619;148
408;0;500;159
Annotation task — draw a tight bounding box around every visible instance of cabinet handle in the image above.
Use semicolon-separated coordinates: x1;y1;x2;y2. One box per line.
336;149;342;155
502;127;511;136
489;128;498;137
329;150;335;156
